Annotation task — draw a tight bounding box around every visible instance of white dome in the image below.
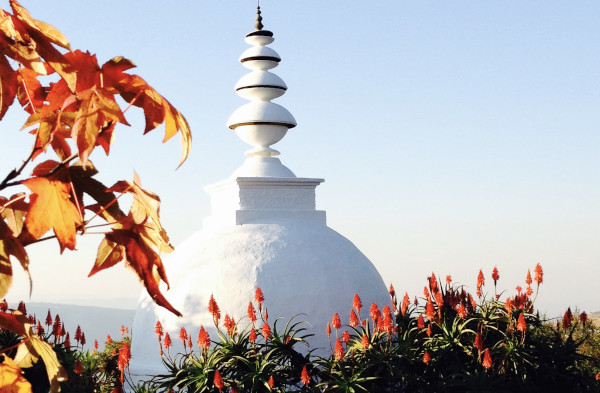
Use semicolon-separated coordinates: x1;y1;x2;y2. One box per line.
130;220;390;376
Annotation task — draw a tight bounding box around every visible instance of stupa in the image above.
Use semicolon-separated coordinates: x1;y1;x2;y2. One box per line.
129;6;389;378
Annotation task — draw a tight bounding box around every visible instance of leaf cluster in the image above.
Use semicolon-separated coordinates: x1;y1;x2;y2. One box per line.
0;0;191;315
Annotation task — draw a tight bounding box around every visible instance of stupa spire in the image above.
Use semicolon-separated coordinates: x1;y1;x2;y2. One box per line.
255;3;264;31
226;6;297;178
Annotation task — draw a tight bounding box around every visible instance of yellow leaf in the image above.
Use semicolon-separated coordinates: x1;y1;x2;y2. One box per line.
27;336;67;393
22;174;82;252
13;342;38;369
9;0;70;50
0;354;33;393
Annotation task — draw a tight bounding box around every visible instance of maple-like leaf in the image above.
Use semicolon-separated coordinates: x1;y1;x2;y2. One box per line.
9;0;70;50
102;58;192;166
0;354;33;393
108;173;172;252
0;54;17;120
10;0;76;92
103;226;180;316
69;162;125;224
16;68;45;115
0;219;30;298
0;10;46;75
22;163;82;252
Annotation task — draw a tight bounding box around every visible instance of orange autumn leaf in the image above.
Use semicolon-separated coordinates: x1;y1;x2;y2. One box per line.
0;55;18;120
102;226;180;316
22;166;82;252
101;57;191;167
0;354;33;393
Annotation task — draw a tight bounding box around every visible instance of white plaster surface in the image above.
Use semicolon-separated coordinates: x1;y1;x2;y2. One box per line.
130;219;390;377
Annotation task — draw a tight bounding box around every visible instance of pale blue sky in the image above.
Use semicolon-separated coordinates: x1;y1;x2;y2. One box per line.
3;1;599;317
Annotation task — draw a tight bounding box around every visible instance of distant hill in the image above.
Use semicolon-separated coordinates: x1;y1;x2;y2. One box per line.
589;311;600;325
12;302;136;351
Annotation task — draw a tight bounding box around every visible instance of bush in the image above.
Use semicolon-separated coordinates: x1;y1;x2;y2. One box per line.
133;265;600;393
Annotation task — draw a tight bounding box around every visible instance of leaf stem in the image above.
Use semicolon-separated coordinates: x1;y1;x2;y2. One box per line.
0;146;41;191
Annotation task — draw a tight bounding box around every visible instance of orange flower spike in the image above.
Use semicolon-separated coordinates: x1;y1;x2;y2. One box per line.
456;304;467;318
94;340;99;351
262;321;272;340
179;327;188;344
332;313;342;330
45;310;52;326
106;335;112;345
492;267;499;284
155;320;163;339
208;294;221;325
429;273;439;294
164;332;172;348
423;286;430;299
423;351;431;364
426;325;432;337
434;291;443;307
349;309;359;327
334;337;344;360
580;311;588;327
301;366;311;386
534;263;543;285
326;322;331;336
383;304;393;320
247;302;257;323
526;285;533;297
446;275;452;285
369;303;381;323
474;332;484;351
353;293;362;313
255;287;265;309
197;325;210;349
80;333;86;346
224;314;233;334
268;375;275;388
389;284;396;298
361;333;369;349
417;315;425;329
342;330;351;342
525;269;532;285
517;313;527;332
249;328;257;342
213;369;224;392
482;348;493;369
515;286;522;294
401;293;410;316
476;269;485;298
425;299;435;321
75;325;82;342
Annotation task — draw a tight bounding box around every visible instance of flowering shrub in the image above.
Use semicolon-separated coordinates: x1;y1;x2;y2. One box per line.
135;265;600;393
2;266;599;392
0;303;131;393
